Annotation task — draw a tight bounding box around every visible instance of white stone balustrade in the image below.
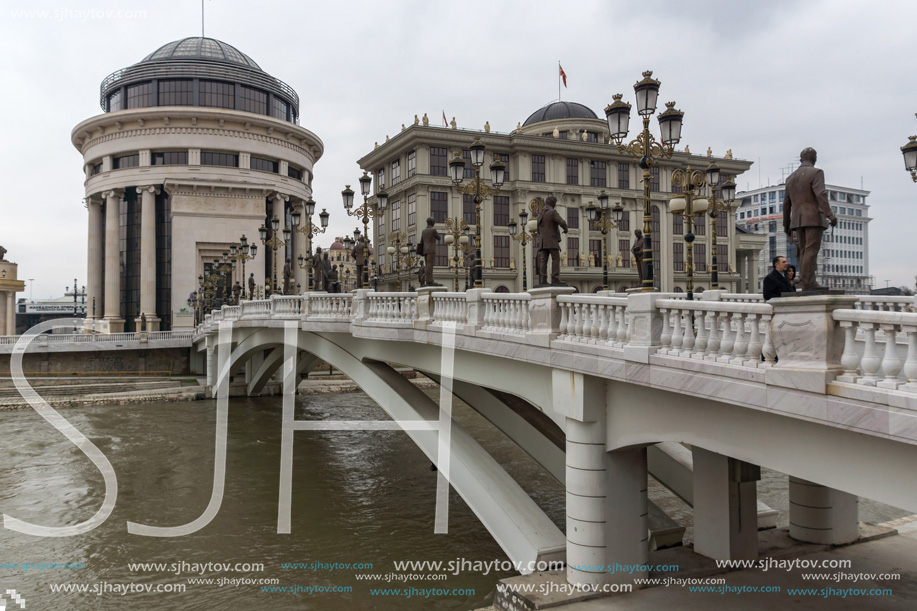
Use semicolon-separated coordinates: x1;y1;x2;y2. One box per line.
240;299;271;320
307;294;353;319
431;293;469;326
481;293;531;334
222;306;242;321
834;309;917;392
365;292;417;324
853;296;915;313
270;295;304;319
656;299;774;368
721;293;765;303
557;295;629;347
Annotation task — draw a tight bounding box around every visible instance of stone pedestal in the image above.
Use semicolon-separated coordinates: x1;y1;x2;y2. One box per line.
527;286;575;347
415;285;447;330
464;288;492;330
693;447;761;561
764;295;860;393
623;292;666;363
789;477;858;545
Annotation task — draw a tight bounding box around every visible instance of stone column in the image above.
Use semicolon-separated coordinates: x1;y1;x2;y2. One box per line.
749;252;759;294
86;195;104;324
103;189;125;332
138;186;160;330
693;446;760;561
7;292;15;335
0;292;7;335
273;192;289;292
789;477;858;544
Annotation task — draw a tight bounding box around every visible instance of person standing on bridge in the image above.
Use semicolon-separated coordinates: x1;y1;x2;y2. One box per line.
763;255;795;301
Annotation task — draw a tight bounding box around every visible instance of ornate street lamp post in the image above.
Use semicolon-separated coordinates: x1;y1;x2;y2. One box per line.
443;216;470;292
507;209;536;292
342;172;388;289
585;192;625;291
258;217;290;294
292;198;329;291
448;137;505;288
704;162;736;290
605;71;684;292
669;168;709;299
230;235;257;299
65;279;85;316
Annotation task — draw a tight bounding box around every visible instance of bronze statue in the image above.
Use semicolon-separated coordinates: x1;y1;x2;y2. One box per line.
351;238;367;289
232;280;242;303
535;196;568;286
248;273;255;299
312;247;324;291
321;252;332;290
328;265;340;293
783;148;837;291
632;229;645;283
140;312;147;332
419;217;441;286
283;258;292;294
0;245;7;261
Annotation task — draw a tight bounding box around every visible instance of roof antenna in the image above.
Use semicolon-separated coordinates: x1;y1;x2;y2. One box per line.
202;0;205;37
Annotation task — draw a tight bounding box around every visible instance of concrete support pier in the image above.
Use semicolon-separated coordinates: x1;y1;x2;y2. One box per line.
693;446;760;561
789;477;858;545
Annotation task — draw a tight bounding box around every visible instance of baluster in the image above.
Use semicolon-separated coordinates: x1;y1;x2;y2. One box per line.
659;308;672;353
857;322;880;386
730;312;748;364
694;307;708;358
669;308;683;355
837;321;860;382
572;303;583;338
598;304;609;341
745;314;762;365
618;309;628;345
581;304;592;342
483;299;492;330
681;309;696;357
903;326;917;391
717;312;734;362
558;302;569;339
606;305;618;344
877;324;902;389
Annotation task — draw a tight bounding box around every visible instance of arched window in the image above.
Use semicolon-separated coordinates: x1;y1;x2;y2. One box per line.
494;285;510;293
592;285;603;293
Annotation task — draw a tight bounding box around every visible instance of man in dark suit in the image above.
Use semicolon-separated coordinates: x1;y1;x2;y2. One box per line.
763;255;794;300
536;196;568;286
420;217;441;286
783;148;837;291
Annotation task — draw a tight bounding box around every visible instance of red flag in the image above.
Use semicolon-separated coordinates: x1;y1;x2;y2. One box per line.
442;110;448;127
559;64;567;87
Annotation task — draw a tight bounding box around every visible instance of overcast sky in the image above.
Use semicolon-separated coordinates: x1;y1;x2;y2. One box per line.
1;0;915;300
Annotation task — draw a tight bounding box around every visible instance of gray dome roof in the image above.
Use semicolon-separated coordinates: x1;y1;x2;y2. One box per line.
141;37;261;70
523;101;598;126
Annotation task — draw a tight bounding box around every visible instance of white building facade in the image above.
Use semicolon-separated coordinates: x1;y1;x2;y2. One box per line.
735;183;871;293
71;37;323;332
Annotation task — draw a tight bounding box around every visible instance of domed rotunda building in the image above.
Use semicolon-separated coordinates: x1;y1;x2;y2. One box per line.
72;37;323;331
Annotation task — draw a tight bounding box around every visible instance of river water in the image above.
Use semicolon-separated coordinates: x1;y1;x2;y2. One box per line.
0;390;909;610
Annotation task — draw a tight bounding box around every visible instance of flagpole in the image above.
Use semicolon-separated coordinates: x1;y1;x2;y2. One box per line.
558;61;561;101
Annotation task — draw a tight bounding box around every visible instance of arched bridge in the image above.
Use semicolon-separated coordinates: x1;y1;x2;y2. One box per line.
192;287;917;586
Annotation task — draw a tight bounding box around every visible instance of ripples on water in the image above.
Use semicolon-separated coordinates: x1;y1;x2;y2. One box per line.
0;391;564;610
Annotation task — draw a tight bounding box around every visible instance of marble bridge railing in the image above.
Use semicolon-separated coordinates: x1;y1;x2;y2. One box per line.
193;290;917;396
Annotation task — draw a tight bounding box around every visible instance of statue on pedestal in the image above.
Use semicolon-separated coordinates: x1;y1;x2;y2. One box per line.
283;259;292;295
419;217;441;286
632;229;645;283
312;247;324;291
535;196;568;286
0;245;7;261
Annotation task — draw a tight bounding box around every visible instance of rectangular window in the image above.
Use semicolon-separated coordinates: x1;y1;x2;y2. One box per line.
91;161;103;175
463;194;475;225
585;131;599;143
589;239;602;267
462;150;475;179
126;82;152;109
435;241;449;267
694;243;706;272
287;166;303;180
113;154;139;169
407;193;416;227
391;160;401;186
493;236;510;268
778;190;785;200
673;212;683;235
649;166;660;192
855;209;862;216
201;151;238;167
495;153;510;181
619;210;630;231
239;86;267;115
430;147;448;176
717;212;728;237
673;242;684;272
493;196;509;226
838;192;846;202
567;207;579;229
108;90;122;112
567;237;579;266
199;80;234;109
769;205;775;214
430;191;448;223
618;162;630;189
566;158;579;185
407;151;416;177
152;151;188;166
769;191;776;203
251;157;278;173
377;168;385;190
618;238;631;268
717;244;728;270
271;97;289;121
695;215;705;235
753;194;759;203
158;80;193;106
391;199;401;232
590;160;607;187
532;155;545;182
